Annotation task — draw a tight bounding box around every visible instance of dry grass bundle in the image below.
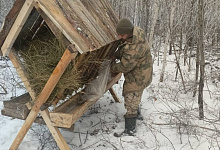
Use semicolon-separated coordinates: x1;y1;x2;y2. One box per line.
19;33;83;105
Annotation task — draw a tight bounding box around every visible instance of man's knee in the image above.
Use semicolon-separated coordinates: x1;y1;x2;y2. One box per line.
124;91;143;115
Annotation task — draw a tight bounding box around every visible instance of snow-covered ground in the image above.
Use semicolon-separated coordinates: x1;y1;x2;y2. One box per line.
0;53;219;150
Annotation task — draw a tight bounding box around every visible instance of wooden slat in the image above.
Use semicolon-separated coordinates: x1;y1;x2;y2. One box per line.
53;93;80;113
36;0;89;53
65;0;110;44
10;49;77;150
50;73;122;128
80;0;118;40
3;93;31;111
1;0;34;56
1;108;29;120
1;109;45;124
1;93;30;120
0;0;25;53
3;93;30;106
100;0;119;26
88;40;121;79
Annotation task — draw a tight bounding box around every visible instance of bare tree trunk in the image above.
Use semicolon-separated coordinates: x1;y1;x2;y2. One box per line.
217;29;220;48
172;43;186;92
157;34;162;66
185;0;196;67
180;27;183;53
192;1;199;97
188;44;192;72
159;30;169;82
197;0;205;119
184;43;188;67
144;0;150;34
160;0;177;82
148;0;160;49
193;39;200;97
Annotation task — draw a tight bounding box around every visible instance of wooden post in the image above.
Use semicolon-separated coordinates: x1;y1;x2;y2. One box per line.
10;49;77;150
109;87;121;103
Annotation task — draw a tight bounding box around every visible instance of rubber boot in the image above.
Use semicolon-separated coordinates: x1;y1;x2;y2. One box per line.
124;116;137;136
113;116;137;137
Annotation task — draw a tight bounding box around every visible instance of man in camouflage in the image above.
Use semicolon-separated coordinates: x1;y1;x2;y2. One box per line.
111;18;153;136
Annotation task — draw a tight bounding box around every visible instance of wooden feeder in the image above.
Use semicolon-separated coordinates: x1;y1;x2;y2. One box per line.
0;0;122;149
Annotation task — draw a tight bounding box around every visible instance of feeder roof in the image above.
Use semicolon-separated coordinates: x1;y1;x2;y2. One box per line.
0;0;119;56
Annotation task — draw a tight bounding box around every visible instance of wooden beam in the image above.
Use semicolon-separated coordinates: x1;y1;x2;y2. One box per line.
106;73;122;90
109;87;121;103
1;0;34;56
9;49;78;150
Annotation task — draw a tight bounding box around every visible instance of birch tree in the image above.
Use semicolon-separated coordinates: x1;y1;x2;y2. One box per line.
160;0;177;82
148;0;160;49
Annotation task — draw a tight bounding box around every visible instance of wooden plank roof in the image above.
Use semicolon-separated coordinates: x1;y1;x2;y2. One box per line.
0;0;119;55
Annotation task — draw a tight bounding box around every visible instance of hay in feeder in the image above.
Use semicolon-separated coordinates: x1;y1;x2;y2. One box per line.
18;33;83;105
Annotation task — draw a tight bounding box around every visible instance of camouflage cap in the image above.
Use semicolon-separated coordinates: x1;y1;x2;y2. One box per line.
116;18;134;35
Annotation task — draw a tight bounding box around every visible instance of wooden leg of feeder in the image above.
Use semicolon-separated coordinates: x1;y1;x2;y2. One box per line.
40;110;70;150
9;49;77;150
109;87;121;103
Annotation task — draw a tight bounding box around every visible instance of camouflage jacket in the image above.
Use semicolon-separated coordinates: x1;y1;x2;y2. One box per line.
111;26;153;95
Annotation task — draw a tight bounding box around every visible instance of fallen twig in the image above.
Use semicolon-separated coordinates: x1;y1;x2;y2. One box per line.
152;122;220;133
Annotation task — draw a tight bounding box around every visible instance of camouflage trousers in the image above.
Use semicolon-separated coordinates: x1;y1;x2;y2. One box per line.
124;91;143;117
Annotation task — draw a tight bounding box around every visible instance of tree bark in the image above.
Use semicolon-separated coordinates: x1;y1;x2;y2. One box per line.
197;0;205;120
